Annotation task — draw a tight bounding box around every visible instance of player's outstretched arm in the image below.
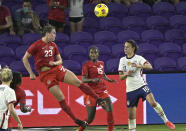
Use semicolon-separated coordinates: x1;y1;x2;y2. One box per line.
104;73;117;83
22;52;36;80
8;103;23;131
82;75;100;83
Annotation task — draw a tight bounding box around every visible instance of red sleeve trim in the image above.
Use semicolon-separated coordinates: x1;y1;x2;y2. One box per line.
118;70;123;72
8;100;16;105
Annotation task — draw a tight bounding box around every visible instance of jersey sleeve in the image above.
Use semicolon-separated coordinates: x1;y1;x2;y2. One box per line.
4;6;11;17
82;63;88;76
54;44;60;56
139;56;148;65
5;89;16;104
118;58;125;72
27;43;37;56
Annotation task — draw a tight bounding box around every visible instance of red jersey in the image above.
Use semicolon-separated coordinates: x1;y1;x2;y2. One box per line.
0;5;11;25
14;86;26;107
82;60;106;93
27;39;60;73
46;0;68;23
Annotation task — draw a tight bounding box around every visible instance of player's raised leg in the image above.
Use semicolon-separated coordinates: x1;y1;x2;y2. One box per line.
49;85;87;127
63;70;103;103
146;93;175;130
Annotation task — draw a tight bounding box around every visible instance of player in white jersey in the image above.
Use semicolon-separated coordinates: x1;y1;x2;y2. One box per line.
118;40;175;131
0;67;23;131
69;0;84;33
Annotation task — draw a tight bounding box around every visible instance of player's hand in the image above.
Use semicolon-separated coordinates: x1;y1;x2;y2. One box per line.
92;78;100;83
131;63;142;68
49;61;56;66
30;72;36;80
18;123;23;131
126;70;133;76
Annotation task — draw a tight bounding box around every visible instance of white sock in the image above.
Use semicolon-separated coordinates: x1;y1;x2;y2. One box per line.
129;119;136;131
153;102;168;123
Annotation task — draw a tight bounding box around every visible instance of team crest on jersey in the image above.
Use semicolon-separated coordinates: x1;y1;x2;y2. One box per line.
47;80;51;85
49;46;54;50
127;62;132;66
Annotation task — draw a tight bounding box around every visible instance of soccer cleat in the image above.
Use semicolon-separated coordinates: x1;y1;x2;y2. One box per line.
165;121;175;130
75;119;88;128
97;98;107;106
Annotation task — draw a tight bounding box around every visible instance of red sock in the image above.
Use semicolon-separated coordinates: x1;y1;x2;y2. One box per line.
79;83;99;99
59;100;76;120
107;112;114;131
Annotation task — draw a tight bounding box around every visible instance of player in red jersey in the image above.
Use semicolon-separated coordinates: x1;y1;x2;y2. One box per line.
77;46;117;131
22;25;105;127
8;72;31;131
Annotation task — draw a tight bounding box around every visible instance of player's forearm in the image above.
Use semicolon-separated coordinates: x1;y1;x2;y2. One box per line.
104;74;111;82
82;78;95;83
0;24;10;30
54;59;62;66
139;64;153;70
22;57;34;74
9;105;22;124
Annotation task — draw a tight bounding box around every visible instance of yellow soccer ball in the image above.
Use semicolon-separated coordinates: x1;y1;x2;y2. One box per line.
94;3;109;17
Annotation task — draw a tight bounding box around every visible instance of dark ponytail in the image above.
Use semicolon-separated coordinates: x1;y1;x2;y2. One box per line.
10;72;22;89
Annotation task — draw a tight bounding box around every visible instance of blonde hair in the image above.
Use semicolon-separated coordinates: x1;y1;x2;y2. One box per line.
0;67;13;82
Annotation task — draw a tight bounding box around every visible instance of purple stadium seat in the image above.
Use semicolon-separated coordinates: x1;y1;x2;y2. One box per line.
169;15;186;31
83;17;99;34
182;43;186;56
9;60;28;75
34;4;49;23
0;46;15;65
83;4;96;17
137;43;158;65
141;30;164;46
63;45;88;62
153;2;175;18
154;57;177;71
176;1;186;15
146;16;170;33
129;2;152;19
159;42;182;59
0;61;7;68
88;45;111;63
0;33;21;50
22;33;42;45
99;17;122;34
70;32;93;47
122;16;146;33
117;30;140;43
94;31;117;46
108;3;128;18
165;29;186;45
15;45;29;60
62;60;81;74
177;57;186;71
105;58;120;73
111;44;124;58
55;32;70;49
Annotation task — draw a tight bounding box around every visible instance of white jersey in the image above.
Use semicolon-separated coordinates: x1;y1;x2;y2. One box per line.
69;0;84;17
118;55;147;92
0;84;16;129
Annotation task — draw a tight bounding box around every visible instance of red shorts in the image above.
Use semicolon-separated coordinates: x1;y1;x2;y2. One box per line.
84;90;109;106
39;65;67;89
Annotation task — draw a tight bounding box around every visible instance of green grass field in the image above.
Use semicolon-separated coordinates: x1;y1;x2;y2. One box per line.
19;124;185;131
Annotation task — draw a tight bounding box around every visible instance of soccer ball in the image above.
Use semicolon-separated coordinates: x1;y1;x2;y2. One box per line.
94;3;109;17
